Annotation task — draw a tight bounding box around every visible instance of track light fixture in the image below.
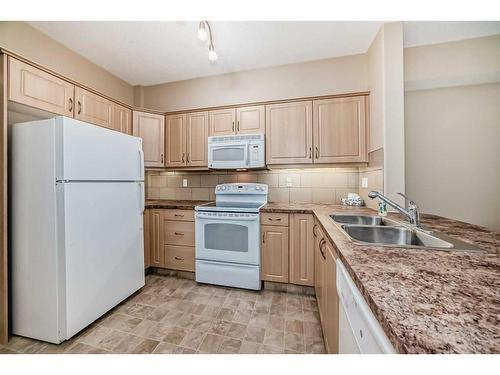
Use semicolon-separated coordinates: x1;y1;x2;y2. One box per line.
198;21;217;62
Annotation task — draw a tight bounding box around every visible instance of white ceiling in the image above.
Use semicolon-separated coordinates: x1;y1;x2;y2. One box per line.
28;21;500;86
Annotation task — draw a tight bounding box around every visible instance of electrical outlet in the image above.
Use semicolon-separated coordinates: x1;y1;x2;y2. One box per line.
183;178;188;187
361;177;368;188
286;176;293;187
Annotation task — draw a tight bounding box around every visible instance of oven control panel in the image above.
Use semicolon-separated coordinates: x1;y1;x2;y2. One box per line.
215;183;268;194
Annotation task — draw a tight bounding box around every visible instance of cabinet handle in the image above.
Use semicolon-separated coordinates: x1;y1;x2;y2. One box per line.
309;147;312;159
262;233;265;244
237;121;240;132
232;121;235;132
186;153;190;163
174;256;184;261
77;101;82;115
319;239;326;260
269;218;281;221
161;154;164;163
315;146;320;159
313;224;318;238
174;214;184;217
174;232;184;236
182;153;185;163
68;98;73;112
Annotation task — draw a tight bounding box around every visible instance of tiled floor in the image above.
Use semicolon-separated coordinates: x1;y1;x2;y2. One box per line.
0;274;325;354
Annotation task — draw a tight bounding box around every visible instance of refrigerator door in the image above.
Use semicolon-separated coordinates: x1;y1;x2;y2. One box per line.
55;116;144;182
58;181;145;339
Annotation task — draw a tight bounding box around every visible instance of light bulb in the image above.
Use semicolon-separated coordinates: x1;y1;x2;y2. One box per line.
197;23;208;41
208;45;217;62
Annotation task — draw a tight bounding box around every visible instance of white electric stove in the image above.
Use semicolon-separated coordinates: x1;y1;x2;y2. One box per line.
195;183;268;290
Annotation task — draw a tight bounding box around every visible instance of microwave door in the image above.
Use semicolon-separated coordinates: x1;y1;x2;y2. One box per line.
210;143;249;169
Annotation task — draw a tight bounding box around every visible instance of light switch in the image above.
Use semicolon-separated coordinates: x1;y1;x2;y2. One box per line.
183;178;188;187
361;177;368;188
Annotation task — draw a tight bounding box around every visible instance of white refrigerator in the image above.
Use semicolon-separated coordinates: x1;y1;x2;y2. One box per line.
10;116;145;344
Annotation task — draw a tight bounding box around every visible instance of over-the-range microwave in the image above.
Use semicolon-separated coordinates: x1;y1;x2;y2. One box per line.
208;133;265;170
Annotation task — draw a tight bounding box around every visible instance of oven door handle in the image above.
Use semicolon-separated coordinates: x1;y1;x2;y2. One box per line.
195;213;259;222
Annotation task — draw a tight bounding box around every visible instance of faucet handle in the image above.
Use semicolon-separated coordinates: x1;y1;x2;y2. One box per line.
397;192;417;207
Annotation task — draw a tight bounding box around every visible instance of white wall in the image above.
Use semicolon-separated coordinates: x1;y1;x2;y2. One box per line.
404;35;500;230
135;54;369;111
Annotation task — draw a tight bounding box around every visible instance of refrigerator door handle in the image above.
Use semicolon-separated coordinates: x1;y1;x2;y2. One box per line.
138;148;145;181
139;182;145;214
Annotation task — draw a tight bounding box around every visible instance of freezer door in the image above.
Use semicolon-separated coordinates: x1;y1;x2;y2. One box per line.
56;117;144;181
58;181;145;339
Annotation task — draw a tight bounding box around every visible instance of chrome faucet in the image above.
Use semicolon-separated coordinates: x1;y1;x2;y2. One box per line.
368;191;420;227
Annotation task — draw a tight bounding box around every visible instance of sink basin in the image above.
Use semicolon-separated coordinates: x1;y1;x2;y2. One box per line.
330;214;399;226
340;225;454;248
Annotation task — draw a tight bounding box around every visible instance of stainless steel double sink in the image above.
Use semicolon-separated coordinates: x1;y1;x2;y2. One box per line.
330;214;485;252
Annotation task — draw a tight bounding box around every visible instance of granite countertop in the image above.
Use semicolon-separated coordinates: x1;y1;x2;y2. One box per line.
145;199;211;210
265;202;500;353
146;200;500;353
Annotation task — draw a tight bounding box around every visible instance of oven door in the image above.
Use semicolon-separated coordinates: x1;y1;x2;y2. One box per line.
195;212;260;265
208;143;248;169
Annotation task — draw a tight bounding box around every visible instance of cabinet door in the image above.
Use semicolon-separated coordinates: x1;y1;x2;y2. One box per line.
209;108;236;136
113;104;132;134
74;86;114;129
8;57;74;116
133;111;165;168
261;225;289;283
289;214;314;286
324;241;339;354
314;222;325;317
165;114;186;167
313;96;367;163
143;211;151;268
186;111;208;167
266;101;313;165
236;105;265;135
149;210;163;267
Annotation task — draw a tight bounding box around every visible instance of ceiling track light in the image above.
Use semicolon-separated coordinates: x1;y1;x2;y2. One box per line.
198;21;217;62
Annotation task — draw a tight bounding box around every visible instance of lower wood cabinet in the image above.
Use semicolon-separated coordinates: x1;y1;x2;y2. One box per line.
314;221;326;316
143;211;151;268
144;208;195;272
148;209;163;267
261;225;289;283
324;240;339;354
289;214;315;286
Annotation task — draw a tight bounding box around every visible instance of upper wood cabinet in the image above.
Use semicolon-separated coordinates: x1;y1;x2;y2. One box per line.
113;104;132;135
8;57;74;117
74;86;114;129
261;225;289;283
166;112;208;168
313;96;367;163
236;105;265;135
266;101;313;165
209;108;235;136
209;106;265;136
289;213;315;286
133;111;165;168
186;111;208;167
166;114;186;167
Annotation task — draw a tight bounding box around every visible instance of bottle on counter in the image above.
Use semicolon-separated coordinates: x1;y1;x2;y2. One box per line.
378;200;387;217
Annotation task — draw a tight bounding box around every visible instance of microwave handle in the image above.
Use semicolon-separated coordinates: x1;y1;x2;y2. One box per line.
195;213;258;222
246;143;250;166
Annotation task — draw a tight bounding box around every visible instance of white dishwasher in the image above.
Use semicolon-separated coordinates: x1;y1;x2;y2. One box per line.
336;259;396;354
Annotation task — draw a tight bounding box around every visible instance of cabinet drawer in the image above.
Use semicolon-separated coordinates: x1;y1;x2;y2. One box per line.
261;213;289;226
163;220;195;247
162;209;194;222
164;245;195;272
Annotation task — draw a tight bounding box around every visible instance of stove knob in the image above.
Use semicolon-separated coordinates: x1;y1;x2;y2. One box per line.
221;186;226;190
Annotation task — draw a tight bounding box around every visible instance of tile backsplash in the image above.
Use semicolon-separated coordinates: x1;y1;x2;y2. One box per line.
146;167;364;204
